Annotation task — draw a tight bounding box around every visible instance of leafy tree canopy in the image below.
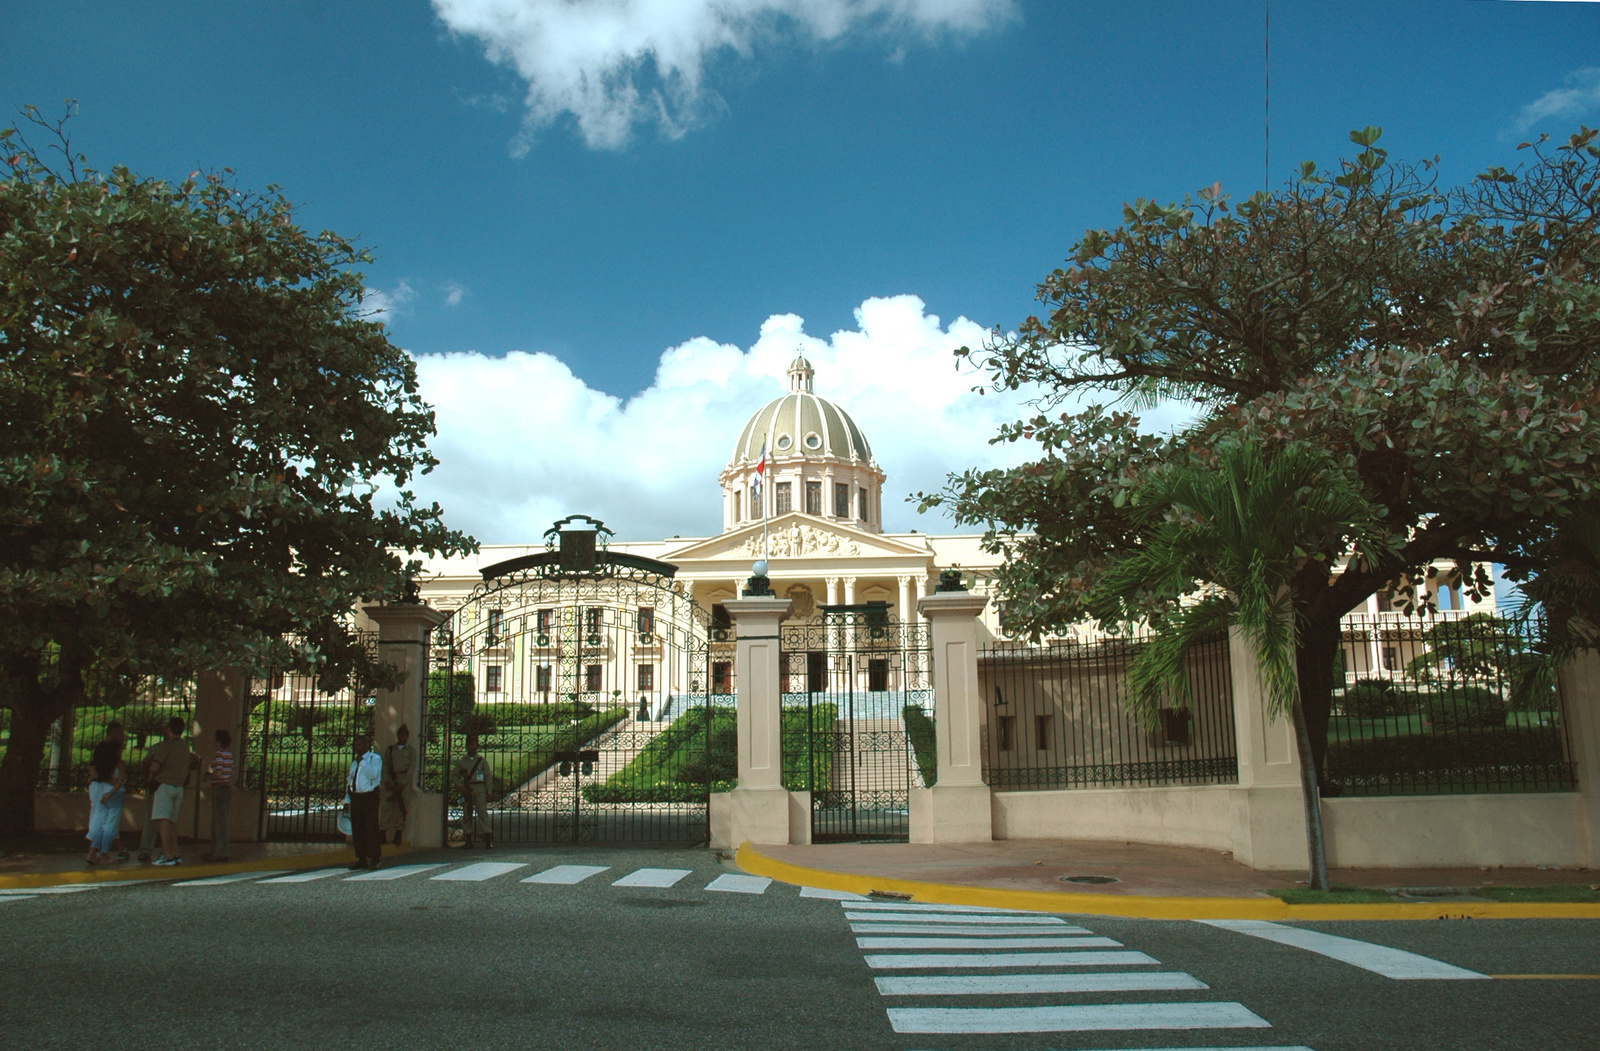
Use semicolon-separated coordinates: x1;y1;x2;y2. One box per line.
924;126;1600;767
0;107;476;831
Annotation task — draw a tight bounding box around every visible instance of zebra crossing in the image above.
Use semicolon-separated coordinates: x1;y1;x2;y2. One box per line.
146;861;782;894
836;899;1316;1049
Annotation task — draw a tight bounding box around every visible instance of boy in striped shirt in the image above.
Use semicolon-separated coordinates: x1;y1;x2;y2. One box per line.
202;729;234;862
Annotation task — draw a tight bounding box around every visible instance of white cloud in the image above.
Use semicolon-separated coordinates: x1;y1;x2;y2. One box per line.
431;0;1015;150
408;294;1044;543
443;281;469;308
363;280;416;321
1513;66;1600;133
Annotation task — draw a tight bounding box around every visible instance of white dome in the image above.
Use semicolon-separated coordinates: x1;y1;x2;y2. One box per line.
727;356;874;468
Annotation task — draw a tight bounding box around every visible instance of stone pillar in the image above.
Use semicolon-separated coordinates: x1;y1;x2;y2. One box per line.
825;576;841;606
362;603;450;847
1558;649;1600;867
843;577;856;605
709;594;807;848
1226;627;1309;869
910;590;993;843
897;575;913;625
194;668;254;843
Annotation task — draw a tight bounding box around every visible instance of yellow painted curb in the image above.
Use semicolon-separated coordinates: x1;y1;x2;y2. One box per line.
0;841;412;891
735;843;1600;921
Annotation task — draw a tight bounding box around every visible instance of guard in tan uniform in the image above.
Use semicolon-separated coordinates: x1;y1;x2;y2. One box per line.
380;725;416;846
453;736;493;849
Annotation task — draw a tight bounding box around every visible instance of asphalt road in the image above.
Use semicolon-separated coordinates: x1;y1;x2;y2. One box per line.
2;846;1596;1051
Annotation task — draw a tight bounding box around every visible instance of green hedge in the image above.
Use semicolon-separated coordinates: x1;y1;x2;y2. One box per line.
1324;725;1567;785
582;707;732;804
902;704;937;787
481;708;628;797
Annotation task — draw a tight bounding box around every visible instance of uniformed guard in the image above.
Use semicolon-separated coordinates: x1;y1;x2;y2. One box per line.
380;725;416;846
453;736;493;849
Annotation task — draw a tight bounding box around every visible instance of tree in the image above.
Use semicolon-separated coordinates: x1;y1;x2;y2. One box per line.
1086;440;1386;890
0;108;476;834
924;126;1600;886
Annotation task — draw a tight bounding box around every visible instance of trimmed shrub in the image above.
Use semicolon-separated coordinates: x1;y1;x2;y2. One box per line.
1340;678;1409;719
903;704;938;787
1423;685;1508;731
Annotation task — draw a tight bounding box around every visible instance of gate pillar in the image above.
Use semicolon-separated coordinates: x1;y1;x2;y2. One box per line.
195;668;257;844
363;602;450;847
710;594;806;848
911;589;993;843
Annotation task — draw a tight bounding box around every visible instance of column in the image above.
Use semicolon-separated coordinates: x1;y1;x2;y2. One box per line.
195;668;250;844
843;576;856;605
709;594;806;848
1226;627;1309;869
825;576;841;606
362;602;450;847
1558;651;1600;868
897;575;913;624
910;589;993;843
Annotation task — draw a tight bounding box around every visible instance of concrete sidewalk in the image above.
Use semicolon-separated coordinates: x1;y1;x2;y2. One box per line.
737;838;1600;920
0;831;405;890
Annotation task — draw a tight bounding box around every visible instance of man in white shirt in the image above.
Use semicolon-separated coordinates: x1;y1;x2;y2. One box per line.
346;735;385;870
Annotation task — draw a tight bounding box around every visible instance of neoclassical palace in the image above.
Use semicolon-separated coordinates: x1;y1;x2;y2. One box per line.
412;354;1497;706
414;355;1003;701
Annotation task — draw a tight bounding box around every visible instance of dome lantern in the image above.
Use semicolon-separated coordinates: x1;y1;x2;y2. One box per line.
788;353;815;393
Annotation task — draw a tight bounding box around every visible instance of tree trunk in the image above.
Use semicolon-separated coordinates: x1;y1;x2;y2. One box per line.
1291;612;1343;891
0;697;58;837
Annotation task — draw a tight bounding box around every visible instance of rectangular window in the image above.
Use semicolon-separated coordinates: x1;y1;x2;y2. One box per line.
859;487;869;522
485;665;504;693
585;664;602;692
637;607;655;635
775;481;792;514
1382;647;1398;672
712;661;733;694
732;491;741;522
487;609;504;640
712;603;731;629
806;651;828;693
637;664;655;691
867;658;889;692
805;480;822;515
1034;713;1053;751
535;665;552;693
834;482;849;518
997;715;1016;752
584;607;602;634
536;608;554;634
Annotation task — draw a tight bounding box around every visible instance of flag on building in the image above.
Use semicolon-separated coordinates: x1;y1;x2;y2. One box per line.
753;441;767;504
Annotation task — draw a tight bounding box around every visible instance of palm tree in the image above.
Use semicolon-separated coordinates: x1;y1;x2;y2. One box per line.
1089;439;1385;890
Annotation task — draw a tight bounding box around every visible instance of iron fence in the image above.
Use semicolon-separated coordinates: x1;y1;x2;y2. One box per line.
0;675;198;793
1324;613;1575;795
979;629;1239;790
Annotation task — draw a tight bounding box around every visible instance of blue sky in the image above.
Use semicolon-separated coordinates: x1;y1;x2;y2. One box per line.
7;1;1600;542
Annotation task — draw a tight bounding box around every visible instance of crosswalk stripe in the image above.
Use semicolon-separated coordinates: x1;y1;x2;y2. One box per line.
875;971;1209;996
431;862;529;882
258;867;349;883
886;1001;1272;1034
0;895;35;904
801;886;868;900
1200;919;1489;980
521;864;610;885
847;911;1067;925
706;873;771;894
852;923;1088;936
0;885;103;895
174;871;291;886
612;867;692;888
858;935;1118;950
902;1047;1316;1051
866;950;1159;970
343;864;446;882
843;901;1040;914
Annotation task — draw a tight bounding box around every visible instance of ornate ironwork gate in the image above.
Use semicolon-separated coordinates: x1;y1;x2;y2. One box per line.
425;517;725;843
250;638;376;840
780;604;933;842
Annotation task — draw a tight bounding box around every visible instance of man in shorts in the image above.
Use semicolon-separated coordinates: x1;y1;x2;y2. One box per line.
145;717;192;866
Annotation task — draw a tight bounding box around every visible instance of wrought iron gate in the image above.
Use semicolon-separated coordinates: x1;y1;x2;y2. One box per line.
251;642;375;840
425;517;725;843
780;604;933;842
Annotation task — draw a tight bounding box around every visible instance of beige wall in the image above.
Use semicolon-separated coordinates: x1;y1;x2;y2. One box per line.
35;786;261;842
991;784;1594;870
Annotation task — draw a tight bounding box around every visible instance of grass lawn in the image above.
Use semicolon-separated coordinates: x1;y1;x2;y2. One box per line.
1270;886;1395;904
1476;884;1600;903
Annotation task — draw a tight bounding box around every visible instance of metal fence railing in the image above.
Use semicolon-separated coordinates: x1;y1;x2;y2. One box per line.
979;629;1239;791
0;676;198;794
1324;613;1575;796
